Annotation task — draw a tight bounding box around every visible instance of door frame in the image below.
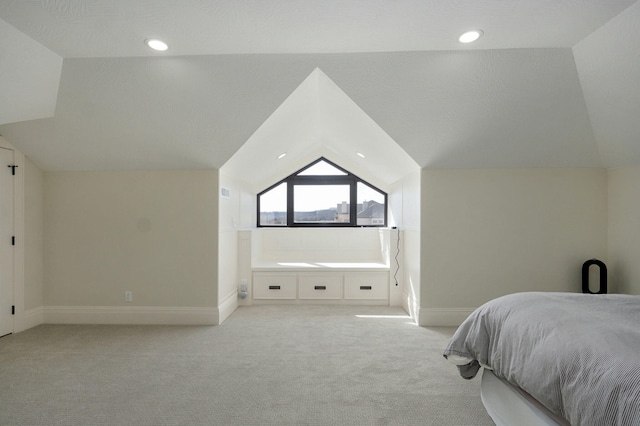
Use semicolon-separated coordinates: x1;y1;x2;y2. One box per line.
0;137;25;334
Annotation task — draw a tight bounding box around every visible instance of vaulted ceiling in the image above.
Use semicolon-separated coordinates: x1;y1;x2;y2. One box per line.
1;0;639;183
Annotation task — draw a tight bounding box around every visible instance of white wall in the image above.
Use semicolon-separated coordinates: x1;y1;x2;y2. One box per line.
27;154;633;328
24;157;43;311
218;171;247;321
20;160;636;327
252;227;389;265
608;166;640;295
390;170;420;319
238;180;255;305
43;170;219;323
420;168;608;325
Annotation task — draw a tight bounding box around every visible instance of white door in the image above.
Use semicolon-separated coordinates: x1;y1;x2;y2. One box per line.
0;148;14;337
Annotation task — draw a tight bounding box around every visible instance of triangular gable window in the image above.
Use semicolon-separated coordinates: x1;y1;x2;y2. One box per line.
258;158;387;227
297;159;348;176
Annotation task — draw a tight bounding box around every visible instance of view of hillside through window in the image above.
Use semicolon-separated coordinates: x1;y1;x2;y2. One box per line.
293;185;349;223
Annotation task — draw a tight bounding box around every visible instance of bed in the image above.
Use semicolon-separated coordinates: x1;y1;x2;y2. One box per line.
443;292;640;425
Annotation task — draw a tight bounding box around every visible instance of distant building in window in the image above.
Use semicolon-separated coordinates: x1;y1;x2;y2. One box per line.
357;200;385;225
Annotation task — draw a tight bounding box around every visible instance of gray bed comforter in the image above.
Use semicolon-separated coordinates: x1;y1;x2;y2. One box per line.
443;292;640;425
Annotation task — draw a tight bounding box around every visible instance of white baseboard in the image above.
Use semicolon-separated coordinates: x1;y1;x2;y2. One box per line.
418;308;475;327
43;306;219;325
22;307;44;331
218;291;239;325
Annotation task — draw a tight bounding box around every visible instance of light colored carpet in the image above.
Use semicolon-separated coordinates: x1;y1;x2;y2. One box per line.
0;305;493;425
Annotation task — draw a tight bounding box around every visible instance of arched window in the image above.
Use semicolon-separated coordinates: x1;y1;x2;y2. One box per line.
258;157;387;227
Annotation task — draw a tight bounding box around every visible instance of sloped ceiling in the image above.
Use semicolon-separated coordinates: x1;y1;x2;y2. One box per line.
0;19;62;124
0;0;639;176
573;0;640;168
222;68;419;192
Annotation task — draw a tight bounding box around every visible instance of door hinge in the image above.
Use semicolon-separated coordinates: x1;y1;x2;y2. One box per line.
11;236;15;246
11;305;15;315
7;164;18;175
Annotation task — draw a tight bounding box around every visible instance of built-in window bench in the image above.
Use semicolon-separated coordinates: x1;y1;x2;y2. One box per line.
246;228;392;305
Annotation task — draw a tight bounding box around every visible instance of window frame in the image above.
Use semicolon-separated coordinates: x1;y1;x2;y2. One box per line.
257;157;387;228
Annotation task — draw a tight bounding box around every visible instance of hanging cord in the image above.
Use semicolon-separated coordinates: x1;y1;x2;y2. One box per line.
393;227;400;286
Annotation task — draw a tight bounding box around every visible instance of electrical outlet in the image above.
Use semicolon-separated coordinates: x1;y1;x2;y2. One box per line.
125;291;133;302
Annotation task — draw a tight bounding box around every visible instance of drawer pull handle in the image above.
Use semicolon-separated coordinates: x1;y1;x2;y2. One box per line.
314;285;327;290
268;285;281;290
360;285;372;290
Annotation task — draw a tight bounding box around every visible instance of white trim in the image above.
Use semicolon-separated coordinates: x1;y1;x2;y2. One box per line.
418;308;475;326
13;150;25;332
22;306;43;330
218;290;239;325
43;306;219;325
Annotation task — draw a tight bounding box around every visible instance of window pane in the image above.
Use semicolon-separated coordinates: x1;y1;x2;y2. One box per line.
259;182;287;226
297;160;347;176
294;185;350;223
357;182;385;226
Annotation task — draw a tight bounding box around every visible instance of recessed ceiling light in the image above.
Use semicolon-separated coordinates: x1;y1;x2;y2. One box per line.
145;38;168;51
459;30;483;43
277;152;287;159
357;152;365;158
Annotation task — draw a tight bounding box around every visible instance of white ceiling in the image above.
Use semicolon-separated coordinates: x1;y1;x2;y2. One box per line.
0;0;634;56
1;0;639;184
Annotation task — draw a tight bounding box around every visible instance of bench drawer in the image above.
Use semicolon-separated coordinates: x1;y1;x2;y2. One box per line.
344;273;389;300
253;273;297;299
298;274;343;299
